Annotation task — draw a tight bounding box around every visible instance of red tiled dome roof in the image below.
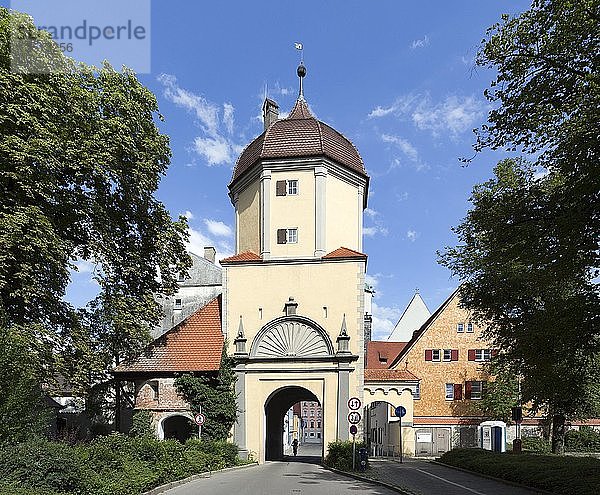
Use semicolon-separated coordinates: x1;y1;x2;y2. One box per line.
231;98;366;184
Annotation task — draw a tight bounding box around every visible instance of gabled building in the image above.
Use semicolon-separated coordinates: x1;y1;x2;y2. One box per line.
387;290;431;342
365;289;493;456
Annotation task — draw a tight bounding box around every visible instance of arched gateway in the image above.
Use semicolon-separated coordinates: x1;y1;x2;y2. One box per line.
221;64;370;463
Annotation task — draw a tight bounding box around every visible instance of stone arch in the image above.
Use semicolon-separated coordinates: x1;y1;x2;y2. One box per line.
250;316;334;358
156;412;195;441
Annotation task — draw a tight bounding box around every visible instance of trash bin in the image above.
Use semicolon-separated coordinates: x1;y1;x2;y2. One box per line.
358;448;368;472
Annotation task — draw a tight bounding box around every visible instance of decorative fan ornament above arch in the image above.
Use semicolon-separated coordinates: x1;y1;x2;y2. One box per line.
251;317;334;358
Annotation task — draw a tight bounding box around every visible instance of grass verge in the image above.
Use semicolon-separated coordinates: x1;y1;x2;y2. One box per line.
438;448;600;495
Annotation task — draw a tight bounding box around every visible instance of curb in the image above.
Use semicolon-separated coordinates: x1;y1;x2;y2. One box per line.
321;464;414;495
430;460;556;495
141;462;259;495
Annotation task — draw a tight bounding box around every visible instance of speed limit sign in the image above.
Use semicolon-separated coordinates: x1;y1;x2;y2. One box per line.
348;411;361;424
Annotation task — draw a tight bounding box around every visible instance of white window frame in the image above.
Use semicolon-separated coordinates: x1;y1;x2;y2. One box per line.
457;323;464;333
467;322;474;333
174;298;182;309
177;272;185;282
287;179;298;195
475;349;491;362
287;228;298;243
431;349;441;361
443;349;452;362
445;383;454;400
471;381;483;400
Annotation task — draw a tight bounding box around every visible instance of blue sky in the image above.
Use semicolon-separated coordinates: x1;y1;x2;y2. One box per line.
10;1;530;339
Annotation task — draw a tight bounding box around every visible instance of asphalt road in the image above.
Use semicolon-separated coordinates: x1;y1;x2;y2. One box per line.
163;458;397;495
369;458;543;495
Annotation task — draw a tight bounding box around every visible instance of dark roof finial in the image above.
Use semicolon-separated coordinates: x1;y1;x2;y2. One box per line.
297;62;306;100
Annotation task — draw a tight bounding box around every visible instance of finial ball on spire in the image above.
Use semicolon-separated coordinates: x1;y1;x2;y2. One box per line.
297;63;306;78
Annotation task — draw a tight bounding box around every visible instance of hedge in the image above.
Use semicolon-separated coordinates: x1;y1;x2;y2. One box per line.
439;448;600;495
323;440;368;471
0;435;242;495
565;427;600;453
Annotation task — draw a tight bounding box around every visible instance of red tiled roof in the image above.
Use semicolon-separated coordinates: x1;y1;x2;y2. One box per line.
366;341;408;369
220;251;262;264
231;98;366;184
364;369;419;381
323;247;368;260
113;296;223;374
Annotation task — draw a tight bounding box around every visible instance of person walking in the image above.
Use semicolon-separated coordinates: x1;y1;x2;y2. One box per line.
292;438;298;456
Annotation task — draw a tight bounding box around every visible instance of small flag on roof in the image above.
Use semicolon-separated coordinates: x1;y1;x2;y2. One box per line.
295;42;303;50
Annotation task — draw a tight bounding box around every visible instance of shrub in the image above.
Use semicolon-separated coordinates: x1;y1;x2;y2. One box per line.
324;440;368;471
129;410;155;438
521;435;551;454
565;427;600;453
0;437;84;493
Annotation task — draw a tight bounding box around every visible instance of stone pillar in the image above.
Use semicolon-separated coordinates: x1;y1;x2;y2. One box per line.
314;166;327;257
337;362;350;441
357;185;364;252
260;170;271;259
234;363;248;458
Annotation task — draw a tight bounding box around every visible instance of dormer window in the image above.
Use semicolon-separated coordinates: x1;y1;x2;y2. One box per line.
174;298;182;310
177;273;185;282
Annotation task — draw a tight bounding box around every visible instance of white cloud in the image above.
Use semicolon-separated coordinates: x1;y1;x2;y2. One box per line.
381;134;418;161
73;259;95;274
193;135;233;165
203;219;233;238
407;230;419;242
223;103;234;135
410;35;429;50
364;208;378;219
183;210;194;220
158;74;242;166
368;93;487;138
371;301;402;340
187;224;233;263
363;226;388;237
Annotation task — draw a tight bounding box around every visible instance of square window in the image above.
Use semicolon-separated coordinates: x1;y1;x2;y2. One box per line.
445;383;454;400
287;228;298;243
457;323;464;333
432;349;441;361
443;349;452;361
174;298;182;309
467;322;474;333
177;273;185;282
475;349;491;362
288;180;298;195
471;381;483;399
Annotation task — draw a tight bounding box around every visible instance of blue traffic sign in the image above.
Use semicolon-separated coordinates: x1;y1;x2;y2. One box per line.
395;405;407;418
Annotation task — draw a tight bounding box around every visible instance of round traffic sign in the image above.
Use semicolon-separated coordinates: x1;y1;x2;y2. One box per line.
394;406;407;418
348;411;361;424
194;413;206;425
348;397;361;410
349;425;358;435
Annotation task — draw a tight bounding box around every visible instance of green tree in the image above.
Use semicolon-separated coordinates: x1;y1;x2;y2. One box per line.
441;0;600;454
0;7;191;437
480;369;519;424
440;159;600;454
175;345;237;441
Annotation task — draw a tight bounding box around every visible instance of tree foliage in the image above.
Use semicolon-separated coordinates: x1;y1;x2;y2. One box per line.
175;345;237;441
0;7;191;436
441;1;599;454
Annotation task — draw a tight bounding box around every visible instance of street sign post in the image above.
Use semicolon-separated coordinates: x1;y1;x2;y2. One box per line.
348;397;361;410
194;411;205;439
394;405;406;463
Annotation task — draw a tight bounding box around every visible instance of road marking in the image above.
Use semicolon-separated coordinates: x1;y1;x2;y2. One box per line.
415;468;488;495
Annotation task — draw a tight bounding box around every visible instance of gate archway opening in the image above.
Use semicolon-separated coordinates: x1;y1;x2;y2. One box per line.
264;386;322;461
161;414;195;443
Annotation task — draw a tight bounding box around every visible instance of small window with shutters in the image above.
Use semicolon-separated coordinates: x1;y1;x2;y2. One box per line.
287;228;298;243
443;349;452;361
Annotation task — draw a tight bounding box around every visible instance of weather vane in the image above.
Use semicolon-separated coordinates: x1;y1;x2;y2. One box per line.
294;41;304;63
